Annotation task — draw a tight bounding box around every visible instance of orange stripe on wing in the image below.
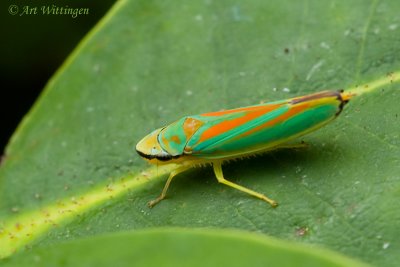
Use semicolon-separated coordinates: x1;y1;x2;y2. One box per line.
199;104;282;142
236;103;310;139
201;104;280;117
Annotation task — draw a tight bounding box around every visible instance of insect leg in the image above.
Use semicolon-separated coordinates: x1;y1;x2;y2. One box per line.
212;161;278;207
276;141;308;150
148;165;192;208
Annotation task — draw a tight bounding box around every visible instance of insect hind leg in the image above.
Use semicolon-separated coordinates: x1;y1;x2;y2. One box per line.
212;161;278;207
275;141;309;150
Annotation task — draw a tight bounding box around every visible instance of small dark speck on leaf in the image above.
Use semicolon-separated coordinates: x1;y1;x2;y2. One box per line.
295;226;309;237
15;223;22;230
284;48;290;54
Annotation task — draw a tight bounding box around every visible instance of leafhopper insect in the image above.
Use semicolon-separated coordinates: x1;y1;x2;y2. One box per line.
136;90;353;207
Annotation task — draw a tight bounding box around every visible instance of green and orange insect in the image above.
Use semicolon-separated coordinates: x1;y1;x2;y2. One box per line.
136;90;353;207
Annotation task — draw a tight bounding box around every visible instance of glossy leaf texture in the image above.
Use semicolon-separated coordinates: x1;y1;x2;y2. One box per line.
2;229;369;267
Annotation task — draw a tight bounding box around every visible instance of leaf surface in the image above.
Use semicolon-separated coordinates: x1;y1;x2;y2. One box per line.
2;228;369;267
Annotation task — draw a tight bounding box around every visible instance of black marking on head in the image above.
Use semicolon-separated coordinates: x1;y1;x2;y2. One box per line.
136;149;180;162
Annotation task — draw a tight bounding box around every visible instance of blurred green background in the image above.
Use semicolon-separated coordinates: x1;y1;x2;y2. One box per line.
0;0;115;153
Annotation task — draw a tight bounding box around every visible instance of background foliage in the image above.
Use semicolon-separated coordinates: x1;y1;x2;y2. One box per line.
0;0;115;151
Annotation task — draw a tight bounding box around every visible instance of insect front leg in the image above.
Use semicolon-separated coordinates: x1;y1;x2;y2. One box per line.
212;161;278;207
148;165;192;208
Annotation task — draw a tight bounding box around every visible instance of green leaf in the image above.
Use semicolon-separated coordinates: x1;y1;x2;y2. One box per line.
1;0;399;266
2;228;369;267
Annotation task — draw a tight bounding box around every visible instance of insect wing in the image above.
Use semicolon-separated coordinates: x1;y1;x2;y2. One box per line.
187;93;342;159
185;101;289;157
